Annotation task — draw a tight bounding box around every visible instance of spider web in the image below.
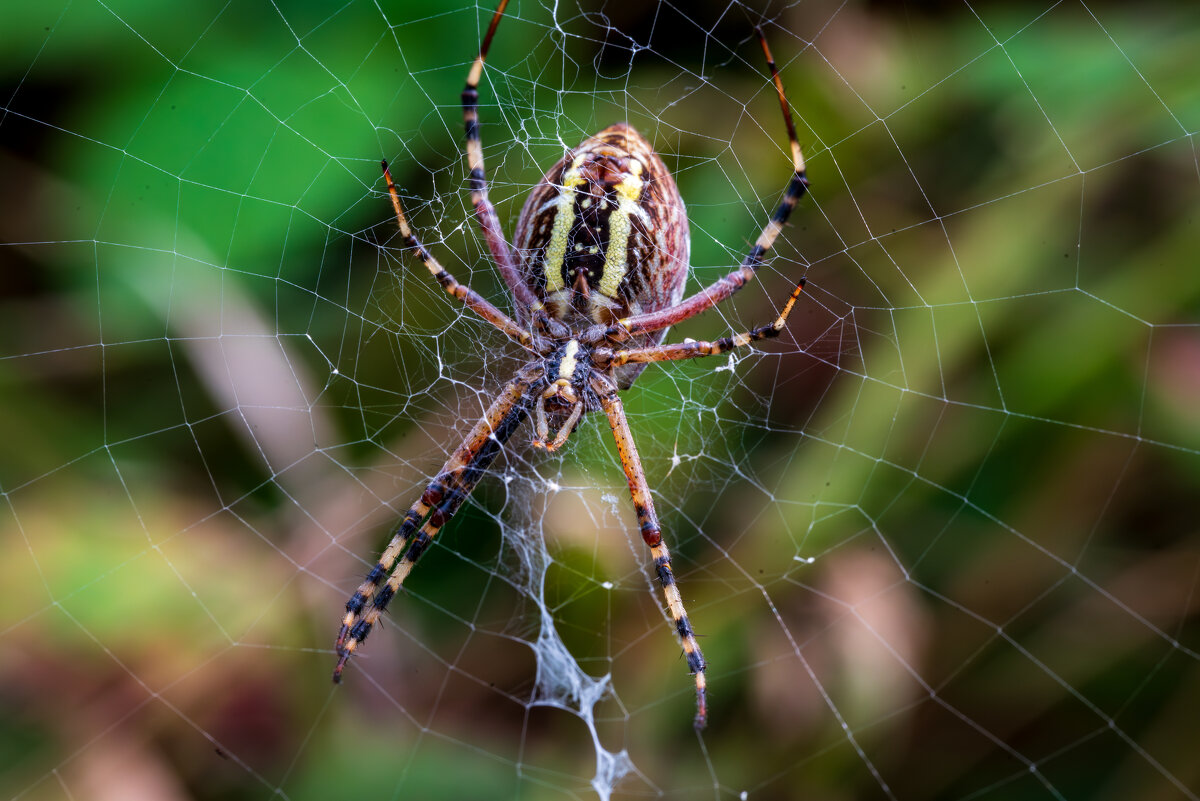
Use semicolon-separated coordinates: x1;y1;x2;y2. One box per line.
3;0;1199;799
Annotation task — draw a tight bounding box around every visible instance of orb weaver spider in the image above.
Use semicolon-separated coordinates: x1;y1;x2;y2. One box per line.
335;0;809;730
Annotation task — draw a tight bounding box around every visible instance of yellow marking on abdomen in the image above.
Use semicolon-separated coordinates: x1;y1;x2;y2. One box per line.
598;160;644;299
543;155;588;294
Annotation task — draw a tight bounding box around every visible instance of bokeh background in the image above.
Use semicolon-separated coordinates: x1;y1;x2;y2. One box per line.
2;1;1199;799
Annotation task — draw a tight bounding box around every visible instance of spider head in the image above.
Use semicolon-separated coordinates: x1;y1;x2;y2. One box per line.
532;339;591;452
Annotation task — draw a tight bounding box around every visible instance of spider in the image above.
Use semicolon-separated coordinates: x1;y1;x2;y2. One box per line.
335;0;809;731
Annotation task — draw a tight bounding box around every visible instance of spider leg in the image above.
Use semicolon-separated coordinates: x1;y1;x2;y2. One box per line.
334;363;544;681
461;0;549;322
382;162;536;351
602;279;805;366
597;28;808;343
591;373;710;730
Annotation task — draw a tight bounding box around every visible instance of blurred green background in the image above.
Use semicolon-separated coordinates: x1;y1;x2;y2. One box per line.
2;0;1199;799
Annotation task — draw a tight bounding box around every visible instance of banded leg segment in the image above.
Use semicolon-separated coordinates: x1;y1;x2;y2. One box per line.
601;28;808;342
461;0;545;318
333;364;544;681
382;162;534;350
592;374;709;730
605;279;805;366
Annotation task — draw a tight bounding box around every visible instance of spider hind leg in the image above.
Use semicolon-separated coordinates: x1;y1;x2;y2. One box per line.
593;373;710;729
333;365;542;682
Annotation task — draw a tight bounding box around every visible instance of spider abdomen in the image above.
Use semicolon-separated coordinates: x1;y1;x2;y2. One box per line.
514;123;690;387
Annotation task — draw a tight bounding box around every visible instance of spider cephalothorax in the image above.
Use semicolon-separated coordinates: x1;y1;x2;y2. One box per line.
335;0;809;731
532;338;595;451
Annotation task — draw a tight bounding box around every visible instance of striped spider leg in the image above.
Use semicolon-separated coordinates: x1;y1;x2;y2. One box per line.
586;279;804;730
583;28;809;348
337;2;811;731
460;0;559;334
593;279;807;369
334;361;543;678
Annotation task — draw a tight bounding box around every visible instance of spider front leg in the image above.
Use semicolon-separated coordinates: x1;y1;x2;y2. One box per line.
593;28;808;345
334;364;544;681
382;161;535;350
592;373;709;730
460;0;549;323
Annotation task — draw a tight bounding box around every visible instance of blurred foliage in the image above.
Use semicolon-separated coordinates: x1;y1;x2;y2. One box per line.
2;1;1199;800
